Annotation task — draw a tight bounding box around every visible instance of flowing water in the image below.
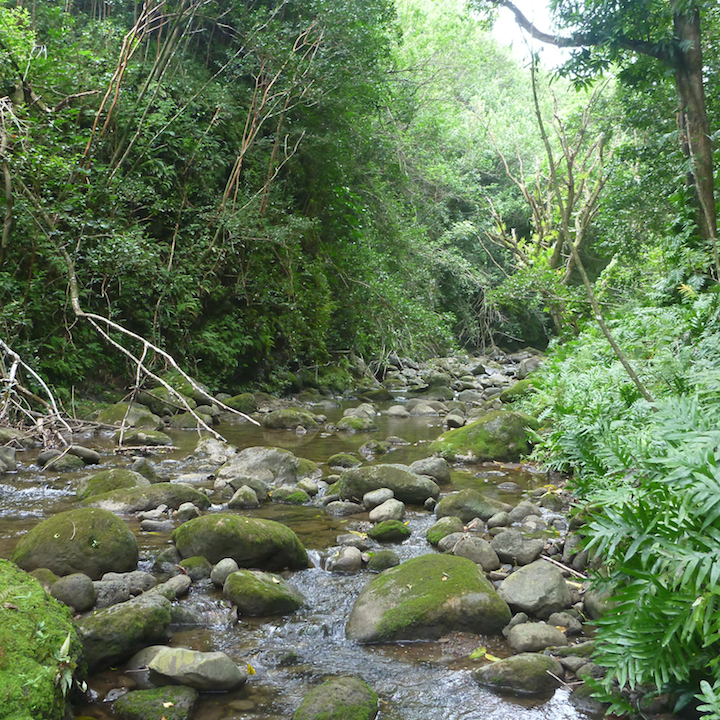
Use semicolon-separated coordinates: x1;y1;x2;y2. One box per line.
0;401;598;720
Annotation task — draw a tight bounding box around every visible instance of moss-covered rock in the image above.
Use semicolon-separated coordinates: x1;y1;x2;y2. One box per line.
297;457;321;479
499;378;536;403
426;516;464;545
472;652;563;697
223;570;305;616
172;513;307;570
0;426;33;448
83;482;210;513
328;452;362;469
225;392;258;414
346;554;511;643
78;592;172;669
337;464;439;505
137;387;197;416
178;555;212;582
430;410;539;462
367;520;411;543
97;402;163;430
44;453;85;472
76;468;151;501
294;677;378;720
367;549;400;572
113;686;199;720
11;508;138;580
114;428;174;446
336;416;378;433
271;485;311;504
167;411;213;429
262;407;319;430
436;489;512;523
0;560;82;720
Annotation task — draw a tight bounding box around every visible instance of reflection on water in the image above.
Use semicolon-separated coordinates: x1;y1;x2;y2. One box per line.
0;400;596;720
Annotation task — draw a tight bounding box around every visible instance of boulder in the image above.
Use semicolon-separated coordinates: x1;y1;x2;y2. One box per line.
172;513;308;570
452;536;500;571
435;489;512;523
148;647;247;690
0;446;16;471
272;484;311;504
215;446;300;489
193;436;237;464
228;485;260;509
97;402;163;430
387;405;410;418
500;378;536;403
11;507;138;580
336;416;378;432
210;558;240;588
76;468;150;501
327;546;363;573
168;411;213;429
325;501;365;516
113;686;199;720
137;386;197;416
367;549;400;572
473;653;562;697
491;529;545;566
497;560;572;618
430;410;539;462
51;572;96;612
346;554;511;643
0;426;33;448
363;488;394;509
179;556;212;582
367;520;410;543
43;453;85;472
83;482;210;513
369;498;405;522
426;516;464;546
328;452;362;469
337;464;439;505
294;677;378;720
115;428;174;446
223;570;305;615
508;500;542;523
0;559;82;720
263;407;319;430
78;592;172;669
505;622;568;652
408;457;451;484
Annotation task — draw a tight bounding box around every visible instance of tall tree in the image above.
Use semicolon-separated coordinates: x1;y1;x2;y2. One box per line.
473;0;718;275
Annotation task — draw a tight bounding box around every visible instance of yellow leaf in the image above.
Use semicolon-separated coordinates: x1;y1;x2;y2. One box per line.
162;702;174;708
247;662;257;675
485;653;501;662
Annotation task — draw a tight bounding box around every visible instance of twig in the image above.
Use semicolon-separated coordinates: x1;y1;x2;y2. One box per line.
540;554;588;580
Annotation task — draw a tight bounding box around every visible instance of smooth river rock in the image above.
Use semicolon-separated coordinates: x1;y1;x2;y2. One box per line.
294;677;378;720
497;560;572;618
473;653;563;697
337;464;439;505
148;647;247;690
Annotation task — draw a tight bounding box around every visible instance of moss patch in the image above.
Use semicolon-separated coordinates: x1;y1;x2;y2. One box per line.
76;468;149;501
294;677;378;720
328;453;362;469
0;560;83;720
225;392;258;414
113;685;199;720
263;407;319;430
499;378;536;403
271;486;311;504
426;516;464;546
367;520;410;543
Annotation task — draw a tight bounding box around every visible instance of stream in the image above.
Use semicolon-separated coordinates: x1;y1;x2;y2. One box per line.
0;400;598;720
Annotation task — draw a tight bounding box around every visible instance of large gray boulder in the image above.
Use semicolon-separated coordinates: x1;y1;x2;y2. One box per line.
346;554;510;643
223;570;305;616
337;464;439;505
215;446;300;490
11;507;138;580
491;529;545;566
497;560;572;618
83;482;210;513
148;647;247;691
435;488;512;522
78;592;172;669
473;653;563;696
171;513;308;570
408;457;451;484
505;622;568;652
294;677;378;720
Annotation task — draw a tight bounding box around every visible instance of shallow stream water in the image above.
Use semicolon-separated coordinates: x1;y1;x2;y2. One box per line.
0;401;598;720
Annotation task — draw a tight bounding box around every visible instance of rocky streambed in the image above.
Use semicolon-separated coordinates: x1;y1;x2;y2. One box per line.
0;350;608;720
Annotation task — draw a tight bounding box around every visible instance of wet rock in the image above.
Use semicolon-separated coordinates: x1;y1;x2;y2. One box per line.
408;457;451;484
337;533;371;551
115;428;174;446
367;520;410;543
149;647;247;691
490;529;545;566
0;426;33;448
328;452;363;469
347;555;511;643
263;407;319;431
325;501;365;516
153;545;182;574
0;446;16;471
11;507;138;580
224;393;258;415
487;511;511;528
140;519;175;533
369;498;405;522
174;501;201;522
367;549;400;572
77;468;150;501
113;686;199;720
452;536;500;571
508;500;542;523
363;487;394;509
168;411;213;429
426;516;464;546
338;464;439;505
359;440;392;457
84;482;211;513
98;402;164;430
497;560;572;618
78;592;172;669
44;453;85;472
327;546;363;573
179;555;212;581
430;410;539;462
51;572;96;612
294;677;378;720
445;413;465;428
517;355;543;379
436;488;512;523
387;405;410;418
548;611;583;635
228;484;261;509
150;574;192;600
224;570;305;615
297;478;319;496
473;653;562;697
505;622;568;652
272;484;311;504
172;513;308;570
337;416;378;432
94;571;156;608
211;558;239;588
194;436;237;464
560;655;589;674
408;402;439;417
216;446;300;489
569;682;610;715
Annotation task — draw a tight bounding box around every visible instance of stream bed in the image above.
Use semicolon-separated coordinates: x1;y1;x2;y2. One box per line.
0;401;598;720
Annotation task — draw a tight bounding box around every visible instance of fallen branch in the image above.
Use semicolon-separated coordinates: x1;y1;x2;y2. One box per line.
540;554;589;580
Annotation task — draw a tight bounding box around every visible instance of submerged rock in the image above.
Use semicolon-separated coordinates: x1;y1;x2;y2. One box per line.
346;554;511;643
294;677;378;720
224;570;305;615
473;653;563;697
113;686;199;720
148;647;247;690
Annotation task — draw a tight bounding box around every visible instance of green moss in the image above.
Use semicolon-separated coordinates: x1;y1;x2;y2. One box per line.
367;550;400;572
430;410;539;462
262;407;319;430
336;416;377;433
76;468;148;501
499;378;536;403
83;482;210;512
113;686;198;720
271;486;311;504
159;370;211;403
168;411;212;429
327;453;362;469
367;520;410;543
0;560;83;720
297;457;321;478
97;402;162;430
426;516;464;545
294;677;378;720
225;393;258;414
223;570;304;615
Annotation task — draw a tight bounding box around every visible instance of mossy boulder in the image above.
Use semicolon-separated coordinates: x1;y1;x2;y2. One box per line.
262;407;319;430
137;387;197;416
11;507;138;580
472;653;563;697
0;426;33;448
0;559;82;720
178;556;212;582
97;402;163;430
328;452;362;469
297;457;322;479
223;570;305;616
430;410;539;462
225;393;258;414
172;514;308;570
76;468;151;501
336;416;378;433
113;686;199;720
426;516;464;545
271;485;311;504
367;520;410;543
337;464;439;505
294;677;378;720
436;489;512;523
499;378;536;403
346;554;511;643
83;482;210;513
44;453;85;472
215;446;300;488
115;428;174;446
78;592;172;669
167;411;212;429
367;550;400;572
